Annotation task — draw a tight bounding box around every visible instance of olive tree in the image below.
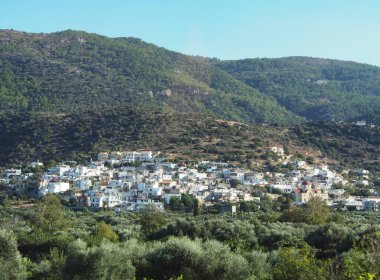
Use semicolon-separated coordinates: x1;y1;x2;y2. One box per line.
0;229;26;280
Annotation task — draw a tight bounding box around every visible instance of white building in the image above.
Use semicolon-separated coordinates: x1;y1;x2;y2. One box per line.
39;181;70;196
122;151;153;163
344;196;363;211
74;179;92;190
5;169;22;177
362;196;380;211
48;181;70;193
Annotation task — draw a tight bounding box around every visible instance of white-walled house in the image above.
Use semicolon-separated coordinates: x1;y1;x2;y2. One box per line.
362;196;380;211
122;150;153;162
89;193;104;208
104;192;122;208
5;169;22;177
344;196;363;210
146;186;162;196
138;151;153;161
39;181;70;196
74;179;92;190
48;181;70;193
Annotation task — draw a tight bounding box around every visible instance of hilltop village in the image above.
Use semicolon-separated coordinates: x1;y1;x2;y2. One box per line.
1;148;379;212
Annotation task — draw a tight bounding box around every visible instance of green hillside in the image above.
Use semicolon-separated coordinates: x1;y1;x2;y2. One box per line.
0;29;299;124
216;57;380;123
2;30;380;125
1;30;380;167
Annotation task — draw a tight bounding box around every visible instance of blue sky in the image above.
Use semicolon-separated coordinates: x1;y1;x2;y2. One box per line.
2;0;380;66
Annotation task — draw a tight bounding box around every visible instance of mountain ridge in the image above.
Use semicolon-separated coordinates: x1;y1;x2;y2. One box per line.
215;56;380;123
1;29;380;166
1;29;380;124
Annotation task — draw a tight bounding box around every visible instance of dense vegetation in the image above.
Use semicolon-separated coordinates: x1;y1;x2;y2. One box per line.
1;196;380;279
0;108;379;172
216;57;380;123
289;121;380;171
0;29;298;124
3;29;380;125
1;29;380;169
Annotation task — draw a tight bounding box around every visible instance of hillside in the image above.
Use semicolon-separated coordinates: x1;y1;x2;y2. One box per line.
216;57;380;123
2;30;380;124
0;109;289;164
0;29;299;124
1;30;380;169
1;109;379;171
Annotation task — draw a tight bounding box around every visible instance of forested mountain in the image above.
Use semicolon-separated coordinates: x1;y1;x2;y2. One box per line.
216;57;380;123
1;29;380;166
2;29;380;124
0;29;299;124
